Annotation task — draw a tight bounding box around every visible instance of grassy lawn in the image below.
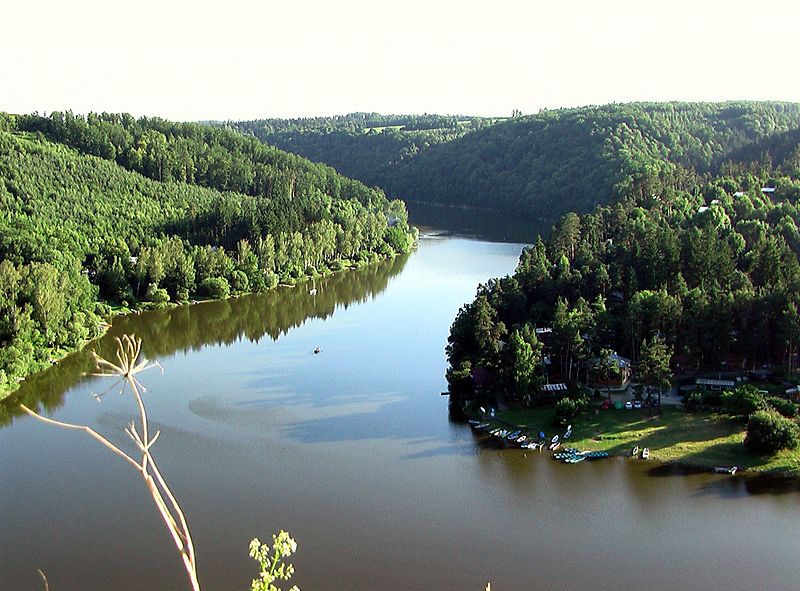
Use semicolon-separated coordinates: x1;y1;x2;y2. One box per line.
496;405;800;476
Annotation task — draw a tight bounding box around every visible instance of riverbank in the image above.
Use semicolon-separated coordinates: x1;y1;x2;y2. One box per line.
494;405;800;477
0;247;417;403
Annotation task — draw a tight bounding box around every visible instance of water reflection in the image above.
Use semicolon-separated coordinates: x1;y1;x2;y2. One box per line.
0;252;409;427
408;200;549;243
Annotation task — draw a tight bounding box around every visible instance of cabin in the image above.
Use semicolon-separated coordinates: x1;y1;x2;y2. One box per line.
696;377;736;392
588;352;632;390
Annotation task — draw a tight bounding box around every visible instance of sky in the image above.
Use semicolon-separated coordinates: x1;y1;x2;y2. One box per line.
3;0;800;121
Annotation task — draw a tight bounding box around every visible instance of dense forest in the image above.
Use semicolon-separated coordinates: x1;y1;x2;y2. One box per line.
231;103;800;221
224;113;498;198
0;112;415;397
445;166;800;403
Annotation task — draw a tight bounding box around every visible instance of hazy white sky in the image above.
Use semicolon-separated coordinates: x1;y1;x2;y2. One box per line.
3;0;799;121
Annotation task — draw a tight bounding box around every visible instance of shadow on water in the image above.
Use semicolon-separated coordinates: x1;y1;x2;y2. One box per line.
0;253;409;428
408;201;550;244
647;462;800;497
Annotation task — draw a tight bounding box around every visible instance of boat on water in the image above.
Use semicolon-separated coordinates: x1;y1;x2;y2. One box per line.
713;466;738;475
631;445;639;457
549;441;561;450
551;434;560;444
641;448;650;459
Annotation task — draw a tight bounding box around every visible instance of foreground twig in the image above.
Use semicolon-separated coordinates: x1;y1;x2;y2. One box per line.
36;569;49;591
21;335;200;591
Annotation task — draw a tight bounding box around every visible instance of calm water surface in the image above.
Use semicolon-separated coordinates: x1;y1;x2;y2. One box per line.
3;217;800;591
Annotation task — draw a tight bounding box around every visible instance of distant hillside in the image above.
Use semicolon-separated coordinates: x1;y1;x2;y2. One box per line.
230;102;800;221
0;112;414;396
224;113;499;194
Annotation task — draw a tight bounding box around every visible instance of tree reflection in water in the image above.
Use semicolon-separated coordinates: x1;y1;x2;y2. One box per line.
0;253;409;427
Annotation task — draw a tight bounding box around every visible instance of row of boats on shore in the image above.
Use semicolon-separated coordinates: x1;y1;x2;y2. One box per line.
467;419;647;464
467;417;740;474
467;419;574;451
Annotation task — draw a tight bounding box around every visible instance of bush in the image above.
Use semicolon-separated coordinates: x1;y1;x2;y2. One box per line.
446;360;473;399
721;385;767;417
554;396;587;425
145;283;170;304
767;396;799;418
685;391;703;411
744;409;800;454
199;276;230;299
263;271;279;290
229;270;249;293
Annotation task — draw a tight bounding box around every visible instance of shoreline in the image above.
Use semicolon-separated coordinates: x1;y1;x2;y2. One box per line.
472;405;800;479
0;248;414;403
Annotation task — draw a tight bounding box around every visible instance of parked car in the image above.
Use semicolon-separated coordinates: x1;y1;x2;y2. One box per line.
625;401;633;409
634;399;642;409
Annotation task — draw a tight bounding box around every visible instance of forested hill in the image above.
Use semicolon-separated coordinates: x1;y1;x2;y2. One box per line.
445;166;800;404
223;113;498;197
228;102;800;221
0;111;415;397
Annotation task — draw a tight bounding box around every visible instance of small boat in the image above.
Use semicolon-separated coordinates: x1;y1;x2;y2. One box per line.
551;434;560;444
714;466;738;475
539;431;546;440
313;347;321;354
507;430;522;439
549;441;561;451
563;429;573;439
631;445;639;457
309;288;317;295
641;448;650;459
468;419;480;425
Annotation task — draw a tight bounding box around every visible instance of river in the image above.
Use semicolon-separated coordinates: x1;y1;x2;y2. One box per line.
2;210;800;590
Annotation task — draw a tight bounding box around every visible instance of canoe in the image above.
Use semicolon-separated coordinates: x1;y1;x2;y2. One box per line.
641;448;650;459
551;434;560;443
631;445;639;457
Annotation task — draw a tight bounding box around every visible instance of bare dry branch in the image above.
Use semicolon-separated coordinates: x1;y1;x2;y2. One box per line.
20;334;200;591
36;568;49;591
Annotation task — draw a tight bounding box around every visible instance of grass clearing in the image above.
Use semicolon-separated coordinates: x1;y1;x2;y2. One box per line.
496;405;800;476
